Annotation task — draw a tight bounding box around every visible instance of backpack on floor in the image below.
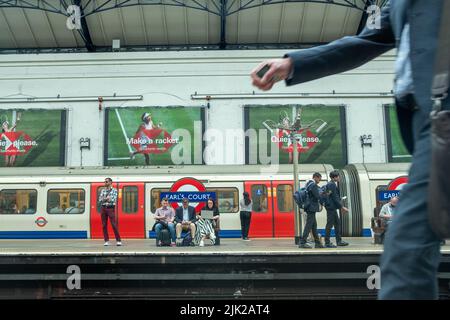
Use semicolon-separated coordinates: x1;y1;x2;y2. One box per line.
182;233;193;246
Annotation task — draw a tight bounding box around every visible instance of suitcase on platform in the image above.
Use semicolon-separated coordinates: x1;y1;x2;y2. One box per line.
156;229;171;246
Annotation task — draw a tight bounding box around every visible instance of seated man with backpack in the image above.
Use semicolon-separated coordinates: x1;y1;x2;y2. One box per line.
298;172;324;249
153;197;176;247
175;198;197;246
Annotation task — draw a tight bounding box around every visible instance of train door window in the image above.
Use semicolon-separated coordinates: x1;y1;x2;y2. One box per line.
0;189;37;214
96;187;106;212
277;185;293;212
122;186;138;214
47;189;85;214
251;185;268;213
150;188;169;213
208;188;239;213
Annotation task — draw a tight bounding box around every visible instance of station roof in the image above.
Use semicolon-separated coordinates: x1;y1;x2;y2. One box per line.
0;0;387;53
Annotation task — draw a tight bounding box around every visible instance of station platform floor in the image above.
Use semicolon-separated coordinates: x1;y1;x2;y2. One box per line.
0;237;449;256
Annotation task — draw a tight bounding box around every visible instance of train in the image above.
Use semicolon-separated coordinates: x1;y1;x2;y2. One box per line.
0;163;410;239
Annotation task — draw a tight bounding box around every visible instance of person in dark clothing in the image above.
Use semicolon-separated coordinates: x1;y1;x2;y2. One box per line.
250;1;450;299
299;172;324;249
324;170;349;248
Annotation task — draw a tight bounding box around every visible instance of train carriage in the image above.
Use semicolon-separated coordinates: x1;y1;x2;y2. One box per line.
0;163;409;240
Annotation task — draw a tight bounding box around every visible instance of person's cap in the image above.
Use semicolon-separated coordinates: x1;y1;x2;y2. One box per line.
141;112;151;121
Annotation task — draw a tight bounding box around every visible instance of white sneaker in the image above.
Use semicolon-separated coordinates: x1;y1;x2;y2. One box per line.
116;241;122;246
129;152;135;160
199;240;205;247
104;241;110;246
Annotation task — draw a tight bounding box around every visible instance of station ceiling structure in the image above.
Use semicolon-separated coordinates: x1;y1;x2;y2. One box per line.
0;0;387;53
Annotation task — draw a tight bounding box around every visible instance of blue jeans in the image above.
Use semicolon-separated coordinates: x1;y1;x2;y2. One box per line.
379;106;441;299
155;222;176;243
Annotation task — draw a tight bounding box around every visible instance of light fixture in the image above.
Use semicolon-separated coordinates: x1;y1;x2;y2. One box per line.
112;39;121;51
0;95;143;103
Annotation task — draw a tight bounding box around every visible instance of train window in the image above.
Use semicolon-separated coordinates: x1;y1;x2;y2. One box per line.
277;184;293;212
207;188;239;213
151;188;169;213
122;186;138;214
251;185;268;213
96;187;105;213
0;189;37;215
47;189;85;214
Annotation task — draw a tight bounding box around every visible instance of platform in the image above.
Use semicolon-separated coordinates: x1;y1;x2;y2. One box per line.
0;238;449;299
0;237;390;256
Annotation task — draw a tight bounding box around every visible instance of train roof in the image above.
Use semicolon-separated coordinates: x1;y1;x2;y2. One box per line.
0;164;335;184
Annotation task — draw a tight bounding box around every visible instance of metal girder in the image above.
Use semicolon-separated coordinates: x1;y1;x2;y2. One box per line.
0;0;387;17
0;0;70;13
0;0;389;52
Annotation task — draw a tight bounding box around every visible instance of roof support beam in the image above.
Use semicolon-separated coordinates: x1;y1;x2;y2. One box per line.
219;0;227;49
74;0;96;51
0;1;375;18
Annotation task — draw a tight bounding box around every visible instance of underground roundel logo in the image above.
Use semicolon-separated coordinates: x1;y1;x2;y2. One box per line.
35;216;48;227
0;131;36;156
160;177;216;213
387;176;409;191
130;129;177;154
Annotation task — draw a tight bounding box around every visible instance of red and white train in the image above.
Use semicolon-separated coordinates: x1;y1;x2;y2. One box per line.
0;163;409;239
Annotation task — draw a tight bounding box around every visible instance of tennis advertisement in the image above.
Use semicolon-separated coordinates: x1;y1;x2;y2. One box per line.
105;106;204;166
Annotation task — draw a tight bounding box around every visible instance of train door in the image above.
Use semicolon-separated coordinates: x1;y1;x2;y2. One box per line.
272;181;295;237
117;182;145;238
245;181;273;237
90;182;145;239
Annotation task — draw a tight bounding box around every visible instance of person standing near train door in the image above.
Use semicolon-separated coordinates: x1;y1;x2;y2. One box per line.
324;170;349;248
240;192;253;241
98;177;122;246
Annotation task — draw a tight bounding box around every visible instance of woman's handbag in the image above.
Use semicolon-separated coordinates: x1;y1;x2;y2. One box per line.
428;0;450;239
428;109;450;238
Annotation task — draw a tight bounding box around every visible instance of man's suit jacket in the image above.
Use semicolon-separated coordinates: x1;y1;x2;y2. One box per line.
325;181;343;211
285;0;446;154
175;205;196;224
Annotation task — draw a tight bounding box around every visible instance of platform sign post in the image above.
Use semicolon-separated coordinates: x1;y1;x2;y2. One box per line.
292;132;300;245
271;108;305;244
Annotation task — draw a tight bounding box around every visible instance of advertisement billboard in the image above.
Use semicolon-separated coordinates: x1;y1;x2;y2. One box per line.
0;109;66;167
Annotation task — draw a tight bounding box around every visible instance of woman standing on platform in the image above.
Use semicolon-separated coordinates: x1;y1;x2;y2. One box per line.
240;192;253;241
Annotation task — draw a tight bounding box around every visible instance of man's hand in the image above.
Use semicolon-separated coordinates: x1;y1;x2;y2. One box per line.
342;207;349;213
251;58;293;91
